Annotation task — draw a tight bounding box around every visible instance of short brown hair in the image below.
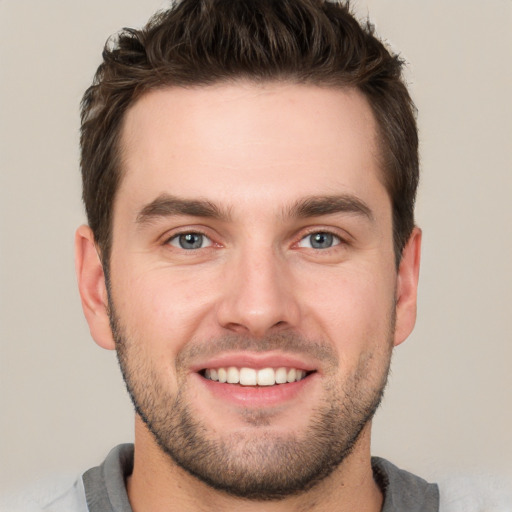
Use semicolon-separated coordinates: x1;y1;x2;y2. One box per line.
80;0;418;267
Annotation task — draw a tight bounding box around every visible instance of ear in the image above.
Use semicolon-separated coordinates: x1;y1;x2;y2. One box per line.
394;227;422;347
75;225;115;350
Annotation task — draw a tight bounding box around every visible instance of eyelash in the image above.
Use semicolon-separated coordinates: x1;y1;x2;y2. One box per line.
296;230;344;250
164;228;347;252
166;230;214;250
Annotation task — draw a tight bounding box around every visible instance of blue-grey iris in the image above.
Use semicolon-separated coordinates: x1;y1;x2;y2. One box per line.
310;232;334;249
179;233;204;249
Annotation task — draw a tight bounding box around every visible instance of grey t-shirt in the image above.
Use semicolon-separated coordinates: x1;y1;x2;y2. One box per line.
81;444;439;511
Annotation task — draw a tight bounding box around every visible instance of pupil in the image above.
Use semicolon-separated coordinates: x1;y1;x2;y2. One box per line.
179;233;202;249
311;232;332;249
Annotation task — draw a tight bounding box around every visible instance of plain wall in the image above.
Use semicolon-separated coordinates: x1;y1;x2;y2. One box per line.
1;0;511;492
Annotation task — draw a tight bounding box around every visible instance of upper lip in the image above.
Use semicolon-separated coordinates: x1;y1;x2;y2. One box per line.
189;351;319;374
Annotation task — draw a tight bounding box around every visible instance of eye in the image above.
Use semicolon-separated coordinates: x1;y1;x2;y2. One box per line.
168;233;213;250
297;232;341;249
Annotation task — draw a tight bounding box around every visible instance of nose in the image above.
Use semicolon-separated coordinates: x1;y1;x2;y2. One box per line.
216;247;301;338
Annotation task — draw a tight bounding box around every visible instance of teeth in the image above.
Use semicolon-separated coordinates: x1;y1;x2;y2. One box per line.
239;368;257;385
218;367;227;383
257;367;275;386
227;367;239;384
275;367;288;384
203;366;308;386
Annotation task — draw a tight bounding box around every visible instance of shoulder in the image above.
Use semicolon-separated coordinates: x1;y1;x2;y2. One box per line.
372;457;439;511
438;474;512;512
0;475;88;512
372;458;512;512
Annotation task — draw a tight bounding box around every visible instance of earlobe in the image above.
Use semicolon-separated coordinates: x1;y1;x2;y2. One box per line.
394;227;422;347
75;225;115;350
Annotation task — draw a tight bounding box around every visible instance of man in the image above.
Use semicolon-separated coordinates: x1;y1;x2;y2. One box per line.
53;0;433;510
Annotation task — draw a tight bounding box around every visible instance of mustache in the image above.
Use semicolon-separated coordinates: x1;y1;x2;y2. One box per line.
175;331;339;369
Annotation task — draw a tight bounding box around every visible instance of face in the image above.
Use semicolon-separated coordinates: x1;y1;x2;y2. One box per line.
79;82;420;500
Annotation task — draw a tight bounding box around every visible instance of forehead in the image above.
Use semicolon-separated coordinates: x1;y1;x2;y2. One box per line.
118;82;386;215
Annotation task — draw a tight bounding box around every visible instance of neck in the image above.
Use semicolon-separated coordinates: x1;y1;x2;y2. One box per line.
126;419;383;512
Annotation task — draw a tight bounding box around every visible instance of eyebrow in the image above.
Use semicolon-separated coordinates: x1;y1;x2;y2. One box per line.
135;193;373;226
286;194;374;221
136;194;231;225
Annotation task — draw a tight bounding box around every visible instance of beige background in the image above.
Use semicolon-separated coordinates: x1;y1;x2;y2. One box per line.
1;0;511;493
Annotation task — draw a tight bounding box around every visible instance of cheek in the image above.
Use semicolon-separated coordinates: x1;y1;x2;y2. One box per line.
297;263;396;351
111;265;218;357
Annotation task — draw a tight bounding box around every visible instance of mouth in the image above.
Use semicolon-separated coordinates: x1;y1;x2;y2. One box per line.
191;353;320;407
200;366;314;386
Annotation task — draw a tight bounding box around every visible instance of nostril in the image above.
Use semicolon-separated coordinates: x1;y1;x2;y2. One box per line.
222;322;251;335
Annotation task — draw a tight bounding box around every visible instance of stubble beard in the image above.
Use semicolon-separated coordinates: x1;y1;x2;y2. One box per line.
109;300;394;501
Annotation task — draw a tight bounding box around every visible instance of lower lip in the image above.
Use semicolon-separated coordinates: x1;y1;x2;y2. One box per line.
194;373;316;408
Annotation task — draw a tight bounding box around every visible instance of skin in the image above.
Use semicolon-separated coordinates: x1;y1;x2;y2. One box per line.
75;82;421;512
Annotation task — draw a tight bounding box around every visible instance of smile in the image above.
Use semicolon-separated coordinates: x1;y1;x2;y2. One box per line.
202;367;311;386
